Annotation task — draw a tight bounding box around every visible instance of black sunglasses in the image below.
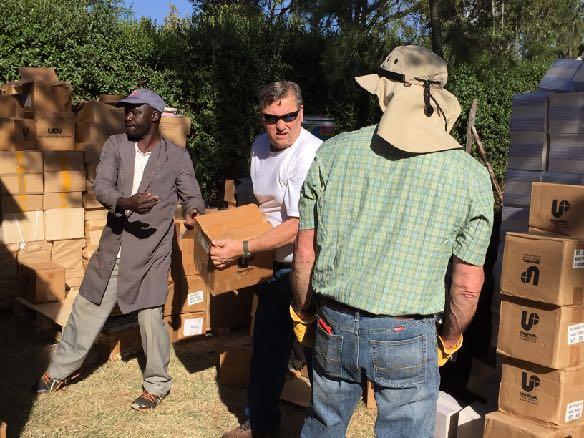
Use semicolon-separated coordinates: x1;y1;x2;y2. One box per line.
261;110;299;124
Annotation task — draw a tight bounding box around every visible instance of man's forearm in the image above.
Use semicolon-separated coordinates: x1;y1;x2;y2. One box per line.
292;228;316;310
248;218;299;253
440;258;484;347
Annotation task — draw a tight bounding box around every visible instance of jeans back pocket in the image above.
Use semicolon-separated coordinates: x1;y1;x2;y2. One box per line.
370;335;427;388
314;322;343;379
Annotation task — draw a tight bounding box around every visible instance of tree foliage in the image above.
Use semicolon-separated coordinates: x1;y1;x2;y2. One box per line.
0;0;582;203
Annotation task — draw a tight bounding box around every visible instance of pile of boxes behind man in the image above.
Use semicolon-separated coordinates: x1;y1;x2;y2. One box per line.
488;58;584;438
484;181;584;436
493;59;584;345
0;67;249;344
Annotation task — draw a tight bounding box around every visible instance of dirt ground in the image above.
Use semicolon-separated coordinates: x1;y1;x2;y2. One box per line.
0;311;376;438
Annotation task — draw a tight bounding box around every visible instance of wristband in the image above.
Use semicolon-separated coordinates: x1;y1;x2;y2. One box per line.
242;240;251;260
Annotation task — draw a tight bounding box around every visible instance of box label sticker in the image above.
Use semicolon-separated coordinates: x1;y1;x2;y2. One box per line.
183;317;204;337
574;249;584;268
565;400;583;422
568;323;584;345
187;291;204;306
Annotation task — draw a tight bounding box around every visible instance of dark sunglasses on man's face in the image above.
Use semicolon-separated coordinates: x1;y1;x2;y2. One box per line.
261;110;299;124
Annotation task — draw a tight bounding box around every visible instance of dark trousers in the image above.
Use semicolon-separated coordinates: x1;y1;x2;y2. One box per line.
247;264;294;432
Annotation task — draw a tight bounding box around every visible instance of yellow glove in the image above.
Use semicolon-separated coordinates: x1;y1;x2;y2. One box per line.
437;334;463;366
289;305;316;348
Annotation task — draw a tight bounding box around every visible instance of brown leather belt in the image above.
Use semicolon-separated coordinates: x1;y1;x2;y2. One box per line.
318;296;431;320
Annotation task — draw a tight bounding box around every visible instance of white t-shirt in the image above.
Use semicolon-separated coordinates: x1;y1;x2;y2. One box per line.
118;143;152;258
250;127;322;263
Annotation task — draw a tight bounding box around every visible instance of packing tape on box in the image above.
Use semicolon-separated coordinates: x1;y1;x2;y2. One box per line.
15;151;26;173
15;210;40;248
56;193;68;208
60;171;72;192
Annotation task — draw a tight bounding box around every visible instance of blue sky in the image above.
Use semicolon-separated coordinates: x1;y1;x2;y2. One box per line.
124;0;193;23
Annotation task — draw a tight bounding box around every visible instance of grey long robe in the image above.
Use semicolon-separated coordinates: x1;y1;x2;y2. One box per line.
80;134;205;313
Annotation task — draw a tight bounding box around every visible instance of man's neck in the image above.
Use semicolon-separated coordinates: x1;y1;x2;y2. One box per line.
137;130;161;153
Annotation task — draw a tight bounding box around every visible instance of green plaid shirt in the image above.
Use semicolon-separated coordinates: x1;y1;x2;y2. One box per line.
299;125;494;316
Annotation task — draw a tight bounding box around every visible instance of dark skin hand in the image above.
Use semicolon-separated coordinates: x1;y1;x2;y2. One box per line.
116;103;163;214
117;192;159;214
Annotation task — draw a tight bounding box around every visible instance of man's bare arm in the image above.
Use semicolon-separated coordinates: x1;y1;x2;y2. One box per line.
440;256;484;348
291;228;316;311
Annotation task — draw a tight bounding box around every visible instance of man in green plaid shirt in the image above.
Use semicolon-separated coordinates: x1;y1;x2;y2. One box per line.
291;45;493;438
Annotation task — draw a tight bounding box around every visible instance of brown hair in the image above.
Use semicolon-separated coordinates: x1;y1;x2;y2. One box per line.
258;81;303;109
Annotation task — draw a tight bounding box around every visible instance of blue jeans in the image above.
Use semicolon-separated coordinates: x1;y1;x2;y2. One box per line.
247;264;294;432
301;303;440;438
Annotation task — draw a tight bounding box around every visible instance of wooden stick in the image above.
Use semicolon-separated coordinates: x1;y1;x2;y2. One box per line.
471;126;504;204
466;99;478;153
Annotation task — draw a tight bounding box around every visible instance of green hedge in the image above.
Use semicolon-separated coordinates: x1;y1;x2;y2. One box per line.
0;0;554;203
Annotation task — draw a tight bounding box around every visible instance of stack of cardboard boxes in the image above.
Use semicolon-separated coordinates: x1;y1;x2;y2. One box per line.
0;68;83;304
493;59;584;346
484;182;584;436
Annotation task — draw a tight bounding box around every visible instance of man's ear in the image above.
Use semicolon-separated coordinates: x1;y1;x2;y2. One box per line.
152;110;161;122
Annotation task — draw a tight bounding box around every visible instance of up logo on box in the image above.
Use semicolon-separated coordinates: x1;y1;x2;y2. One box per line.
521;311;539;331
551;199;571;219
521;372;540;392
48;128;62;134
521;266;540;286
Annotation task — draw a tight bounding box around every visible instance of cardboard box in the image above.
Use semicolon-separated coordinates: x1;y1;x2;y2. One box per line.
0;118;36;150
75;122;110;164
0;173;43;194
164;275;208;316
98;94;126;105
171;220;198;277
0;151;43;174
36;112;75;150
42;150;84;172
530;183;584;239
44;208;84;240
501;233;584;305
219;336;252;387
165;311;207;342
44;170;86;193
498;296;584;368
84;208;108;221
435;391;464;438
65;275;83;289
224;179;236;208
160;115;190;147
457;403;492;438
0;210;44;243
75;101;125;135
0;95;24;118
52;239;84;270
208;287;255;329
15;67;72;113
85;219;107;232
0;194;43;212
194;204;274;294
85;163;97;182
43;191;83;209
280;375;311;408
484;411;584;438
83;188;102;209
20;262;65;303
16;240;52;268
499;356;584;427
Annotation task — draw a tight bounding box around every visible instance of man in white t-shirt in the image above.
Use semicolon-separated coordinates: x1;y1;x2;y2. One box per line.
212;81;322;438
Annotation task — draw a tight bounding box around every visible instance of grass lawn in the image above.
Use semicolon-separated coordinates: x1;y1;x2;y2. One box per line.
0;311;376;438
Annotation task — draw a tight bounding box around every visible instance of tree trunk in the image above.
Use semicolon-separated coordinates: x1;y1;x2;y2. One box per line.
429;0;444;57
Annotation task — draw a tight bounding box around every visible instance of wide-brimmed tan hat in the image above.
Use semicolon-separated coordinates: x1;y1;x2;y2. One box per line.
355;45;462;153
